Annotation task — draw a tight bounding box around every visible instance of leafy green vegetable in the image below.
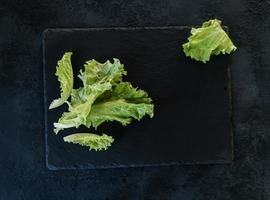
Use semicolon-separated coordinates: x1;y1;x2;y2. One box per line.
182;19;237;63
50;53;154;151
53;58;154;134
78;58;126;86
87;82;154;129
63;133;114;151
49;52;74;109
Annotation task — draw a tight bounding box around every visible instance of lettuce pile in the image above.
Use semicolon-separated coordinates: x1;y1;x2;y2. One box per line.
49;52;154;151
182;19;237;63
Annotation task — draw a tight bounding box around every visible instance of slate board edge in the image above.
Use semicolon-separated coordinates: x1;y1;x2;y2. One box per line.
227;58;235;162
47;159;232;171
43;25;228;32
42;30;50;170
43;26;234;170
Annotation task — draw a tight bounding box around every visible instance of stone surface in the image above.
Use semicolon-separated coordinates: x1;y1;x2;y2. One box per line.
44;27;232;169
0;0;269;199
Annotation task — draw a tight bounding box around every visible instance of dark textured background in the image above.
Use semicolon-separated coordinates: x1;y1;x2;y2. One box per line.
0;0;269;199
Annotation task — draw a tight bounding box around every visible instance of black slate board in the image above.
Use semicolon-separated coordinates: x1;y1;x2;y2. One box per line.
43;27;233;170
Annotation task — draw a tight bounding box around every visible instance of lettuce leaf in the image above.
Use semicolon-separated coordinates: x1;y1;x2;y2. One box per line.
87;82;154;128
78;58;126;86
63;133;114;151
182;19;237;63
49;52;74;109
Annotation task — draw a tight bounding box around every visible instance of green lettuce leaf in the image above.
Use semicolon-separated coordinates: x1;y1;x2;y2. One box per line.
53;58;127;133
63;133;114;151
182;19;237;63
78;58;127;86
87;82;154;128
49;52;74;109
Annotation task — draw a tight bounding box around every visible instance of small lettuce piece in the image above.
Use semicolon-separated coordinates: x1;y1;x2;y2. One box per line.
49;52;74;109
78;58;127;86
63;133;114;151
53;58;127;133
86;82;154;129
182;19;237;63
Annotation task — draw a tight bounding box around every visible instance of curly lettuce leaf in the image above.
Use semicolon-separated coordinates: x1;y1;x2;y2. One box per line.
49;52;74;109
78;58;127;86
53;59;127;133
86;82;154;129
96;82;152;104
182;19;237;63
63;133;114;151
